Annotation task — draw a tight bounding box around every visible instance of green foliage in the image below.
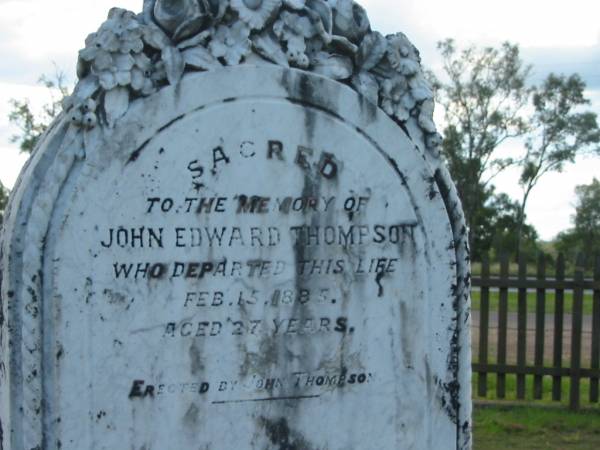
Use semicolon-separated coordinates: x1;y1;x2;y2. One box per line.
2;71;70;224
432;40;600;258
8;72;70;154
573;178;600;237
430;39;532;252
556;178;600;259
517;74;600;249
466;187;537;260
486;193;538;258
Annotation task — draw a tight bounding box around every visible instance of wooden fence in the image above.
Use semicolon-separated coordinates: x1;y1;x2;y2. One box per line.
471;254;600;409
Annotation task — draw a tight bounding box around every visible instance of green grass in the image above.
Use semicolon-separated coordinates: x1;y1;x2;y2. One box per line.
471;289;596;315
473;373;600;449
474;404;600;449
472;373;600;408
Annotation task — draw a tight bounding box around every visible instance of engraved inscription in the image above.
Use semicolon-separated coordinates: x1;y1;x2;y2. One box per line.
92;137;417;407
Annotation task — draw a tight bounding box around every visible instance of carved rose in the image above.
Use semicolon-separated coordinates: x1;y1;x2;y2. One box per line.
330;0;370;43
153;0;211;41
70;0;439;151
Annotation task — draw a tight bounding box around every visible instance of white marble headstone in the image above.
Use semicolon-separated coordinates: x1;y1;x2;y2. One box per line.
0;2;471;449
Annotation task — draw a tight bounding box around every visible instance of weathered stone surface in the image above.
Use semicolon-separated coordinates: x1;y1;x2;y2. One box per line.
0;2;471;449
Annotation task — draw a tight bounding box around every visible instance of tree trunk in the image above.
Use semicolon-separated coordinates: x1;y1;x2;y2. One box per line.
516;187;532;258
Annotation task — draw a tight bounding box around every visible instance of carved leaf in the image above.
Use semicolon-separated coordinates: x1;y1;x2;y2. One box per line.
252;32;290;67
142;23;171;50
418;99;437;133
357;31;387;71
71;76;100;104
351;72;379;103
330;35;358;56
284;0;306;9
409;75;433;102
177;30;211;50
173;14;208;42
104;87;130;127
305;0;333;41
182;46;222;70
312;53;353;80
162;46;185;85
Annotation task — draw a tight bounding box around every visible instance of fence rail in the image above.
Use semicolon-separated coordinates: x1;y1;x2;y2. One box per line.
471;253;600;410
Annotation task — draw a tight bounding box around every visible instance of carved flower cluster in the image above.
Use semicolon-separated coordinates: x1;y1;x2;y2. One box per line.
66;0;441;154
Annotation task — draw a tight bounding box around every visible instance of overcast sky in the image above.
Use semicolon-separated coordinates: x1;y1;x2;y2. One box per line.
1;0;599;240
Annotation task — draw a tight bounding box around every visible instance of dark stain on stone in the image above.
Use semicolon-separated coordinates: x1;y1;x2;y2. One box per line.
386;157;408;187
184;403;199;427
127;114;186;164
157;114;186;134
260;417;313;450
189;341;203;375
127;142;147;164
425;358;433;402
375;271;385;297
299;84;317;141
103;289;126;305
399;303;413;369
433;168;467;434
357;94;378;123
427;176;438;200
396;120;411;138
279;71;326;142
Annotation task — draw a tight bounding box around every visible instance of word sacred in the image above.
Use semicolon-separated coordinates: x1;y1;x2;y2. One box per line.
187;139;341;185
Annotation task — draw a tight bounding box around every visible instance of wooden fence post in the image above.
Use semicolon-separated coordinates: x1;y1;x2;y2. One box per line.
552;254;565;401
569;254;585;410
517;253;528;399
534;253;546;399
471;252;600;407
496;253;509;399
478;255;490;397
591;254;600;403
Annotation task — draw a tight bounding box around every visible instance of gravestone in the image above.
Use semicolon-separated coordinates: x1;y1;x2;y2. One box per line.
0;1;472;449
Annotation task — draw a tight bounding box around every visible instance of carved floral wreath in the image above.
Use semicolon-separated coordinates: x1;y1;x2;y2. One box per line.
64;0;441;153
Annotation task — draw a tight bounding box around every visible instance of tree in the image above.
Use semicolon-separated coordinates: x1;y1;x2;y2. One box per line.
430;39;532;252
1;72;70;225
556;178;600;259
8;71;69;154
470;189;538;260
486;193;538;258
517;74;600;250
